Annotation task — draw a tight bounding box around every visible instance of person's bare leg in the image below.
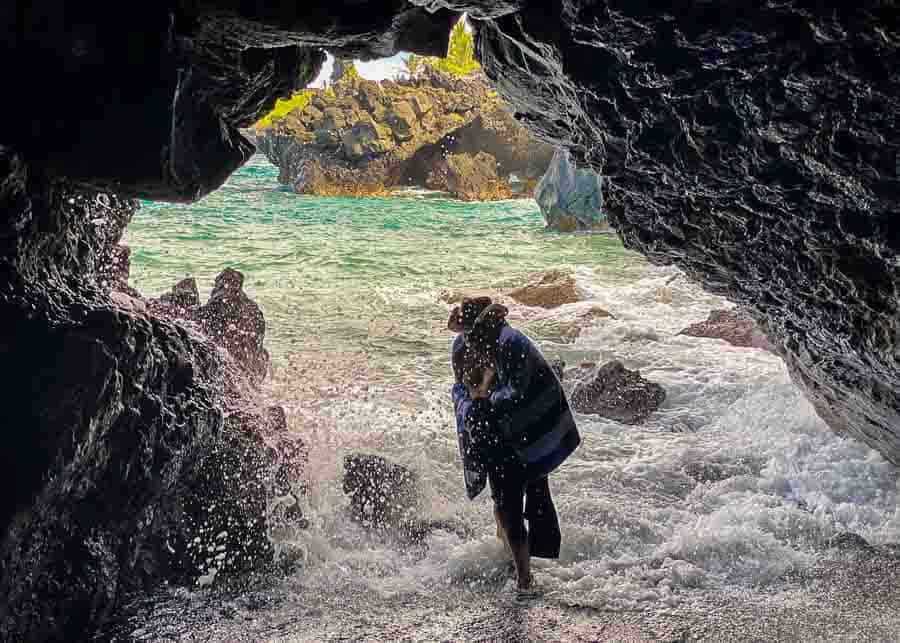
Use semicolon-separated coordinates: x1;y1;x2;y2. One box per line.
494;508;512;555
509;539;531;590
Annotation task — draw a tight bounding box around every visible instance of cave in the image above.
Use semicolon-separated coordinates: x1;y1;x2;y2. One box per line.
2;1;899;640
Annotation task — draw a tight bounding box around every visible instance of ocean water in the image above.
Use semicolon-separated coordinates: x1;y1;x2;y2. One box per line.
122;155;900;639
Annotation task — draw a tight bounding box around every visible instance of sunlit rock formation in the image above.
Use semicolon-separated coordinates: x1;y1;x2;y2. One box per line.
256;68;552;199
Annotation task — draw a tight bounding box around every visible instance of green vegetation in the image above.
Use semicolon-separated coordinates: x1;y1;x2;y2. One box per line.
405;18;480;78
340;60;361;83
256;89;314;129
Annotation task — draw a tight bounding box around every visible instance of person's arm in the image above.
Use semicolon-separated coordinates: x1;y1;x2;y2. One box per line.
489;334;534;414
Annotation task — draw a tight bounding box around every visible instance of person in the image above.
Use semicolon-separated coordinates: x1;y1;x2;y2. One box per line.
448;296;581;591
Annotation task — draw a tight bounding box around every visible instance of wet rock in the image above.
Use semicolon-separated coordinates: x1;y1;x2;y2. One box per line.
477;3;900;465
508;270;582;309
150;277;201;318
569;361;666;424
342;454;419;530
167;406;308;584
150;269;270;385
680;309;777;352
535;148;608;232
428;151;513;201
198;268;270;384
683;462;733;484
828;532;876;554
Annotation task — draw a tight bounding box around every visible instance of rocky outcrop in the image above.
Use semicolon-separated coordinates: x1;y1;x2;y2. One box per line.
567;361;666;424
0;151;304;641
680;308;777;352
257;69;552;198
427;151;512;201
508;270;582;309
150;269;270;384
343;453;419;530
535;148;608;232
476;3;900;463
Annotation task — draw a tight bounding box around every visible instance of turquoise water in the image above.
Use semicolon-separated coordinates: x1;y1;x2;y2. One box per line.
129;155;634;390
122;155;900;640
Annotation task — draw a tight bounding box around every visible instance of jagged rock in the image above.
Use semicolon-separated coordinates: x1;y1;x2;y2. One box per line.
429;151;513;201
680;308;777;353
168;406;308;584
150;277;201;318
257;70;551;199
476;4;900;464
0;164;300;640
508;270;582;309
198;268;269;384
342;454;418;529
828;532;875;554
149;269;270;385
535;148;608;232
569;361;666;424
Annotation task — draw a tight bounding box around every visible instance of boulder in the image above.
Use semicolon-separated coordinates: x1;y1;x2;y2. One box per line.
429;151;513;201
827;532;876;554
198;268;270;384
314;127;341;148
569;360;666;424
341;121;394;160
409;93;433;116
342;453;418;529
679;308;777;352
535;148;608;232
508;270;582;308
320;107;348;132
357;80;384;111
387;101;418;141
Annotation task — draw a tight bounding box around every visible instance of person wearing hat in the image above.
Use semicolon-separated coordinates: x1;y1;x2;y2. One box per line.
448;296;581;591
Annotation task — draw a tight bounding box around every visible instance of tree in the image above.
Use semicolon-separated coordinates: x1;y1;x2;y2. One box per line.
434;18;480;76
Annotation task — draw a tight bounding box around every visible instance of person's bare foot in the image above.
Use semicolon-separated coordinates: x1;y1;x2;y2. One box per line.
517;571;533;591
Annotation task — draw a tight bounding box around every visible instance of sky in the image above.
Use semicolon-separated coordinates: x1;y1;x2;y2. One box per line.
308;16;469;87
310;53;410;87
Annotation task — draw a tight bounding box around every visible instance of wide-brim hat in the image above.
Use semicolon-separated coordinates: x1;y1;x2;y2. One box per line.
447;297;508;334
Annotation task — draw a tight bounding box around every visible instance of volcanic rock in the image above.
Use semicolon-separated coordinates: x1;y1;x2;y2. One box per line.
569;361;666;424
680;308;777;352
508;270;582;308
199;269;270;384
257;69;551;199
428;151;512;201
342;453;419;530
535;148;608;232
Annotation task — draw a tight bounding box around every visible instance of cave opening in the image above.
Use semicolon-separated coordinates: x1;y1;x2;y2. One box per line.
4;2;900;640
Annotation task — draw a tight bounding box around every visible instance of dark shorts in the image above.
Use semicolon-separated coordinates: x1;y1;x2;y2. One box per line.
488;456;561;558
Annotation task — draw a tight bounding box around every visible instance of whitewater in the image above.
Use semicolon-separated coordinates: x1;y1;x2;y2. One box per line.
114;155;900;641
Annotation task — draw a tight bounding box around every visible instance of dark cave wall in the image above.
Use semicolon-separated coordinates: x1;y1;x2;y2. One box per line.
477;1;900;462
